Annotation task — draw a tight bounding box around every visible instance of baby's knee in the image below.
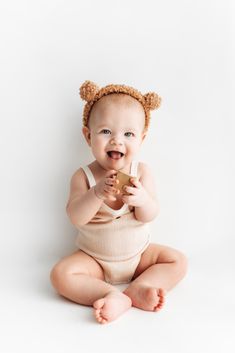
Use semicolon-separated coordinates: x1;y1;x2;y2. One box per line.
174;251;188;277
50;262;70;293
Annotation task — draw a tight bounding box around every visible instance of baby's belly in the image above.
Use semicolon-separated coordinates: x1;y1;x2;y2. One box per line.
76;213;151;261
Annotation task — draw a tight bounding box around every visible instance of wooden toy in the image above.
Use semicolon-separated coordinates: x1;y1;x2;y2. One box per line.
116;171;133;194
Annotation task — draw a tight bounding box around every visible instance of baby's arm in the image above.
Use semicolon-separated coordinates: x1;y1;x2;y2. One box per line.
133;163;160;223
66;168;119;227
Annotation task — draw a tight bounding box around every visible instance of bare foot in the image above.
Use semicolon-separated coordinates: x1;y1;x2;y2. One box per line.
93;290;132;324
123;283;166;312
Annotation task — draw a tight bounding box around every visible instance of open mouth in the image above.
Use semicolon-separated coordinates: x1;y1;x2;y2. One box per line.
107;151;124;160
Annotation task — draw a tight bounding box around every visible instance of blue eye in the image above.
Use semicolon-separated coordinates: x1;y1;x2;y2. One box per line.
125;132;134;137
101;129;111;134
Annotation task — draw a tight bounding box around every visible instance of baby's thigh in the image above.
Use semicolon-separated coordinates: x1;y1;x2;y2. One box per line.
132;243;185;280
50;249;105;284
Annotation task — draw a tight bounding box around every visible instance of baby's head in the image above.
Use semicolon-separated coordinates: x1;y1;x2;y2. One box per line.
79;80;161;170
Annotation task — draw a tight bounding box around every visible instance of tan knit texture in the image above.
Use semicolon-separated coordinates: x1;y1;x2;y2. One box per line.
79;80;161;131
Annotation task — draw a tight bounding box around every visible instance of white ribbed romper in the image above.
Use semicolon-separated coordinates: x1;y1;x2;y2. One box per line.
75;160;151;285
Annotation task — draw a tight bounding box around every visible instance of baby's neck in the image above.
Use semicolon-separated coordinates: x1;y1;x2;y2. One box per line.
89;160;132;177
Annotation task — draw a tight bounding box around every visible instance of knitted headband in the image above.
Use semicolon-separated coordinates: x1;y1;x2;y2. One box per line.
79;80;162;131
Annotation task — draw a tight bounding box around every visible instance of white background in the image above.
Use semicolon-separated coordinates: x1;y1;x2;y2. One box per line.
0;0;234;352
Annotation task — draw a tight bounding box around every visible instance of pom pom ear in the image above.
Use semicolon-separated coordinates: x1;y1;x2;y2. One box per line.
79;80;100;102
144;92;161;110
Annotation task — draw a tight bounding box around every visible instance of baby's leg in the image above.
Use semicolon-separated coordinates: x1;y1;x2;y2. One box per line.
50;250;131;324
124;243;188;311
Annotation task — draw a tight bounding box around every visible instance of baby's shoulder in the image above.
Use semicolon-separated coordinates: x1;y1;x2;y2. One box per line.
138;161;153;179
67;167;89;203
70;167;89;185
138;161;158;200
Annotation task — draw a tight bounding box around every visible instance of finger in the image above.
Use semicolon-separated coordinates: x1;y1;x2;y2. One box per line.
105;178;119;186
104;185;119;194
103;189;116;201
105;170;117;178
104;185;116;193
130;178;141;188
105;179;114;186
122;186;137;195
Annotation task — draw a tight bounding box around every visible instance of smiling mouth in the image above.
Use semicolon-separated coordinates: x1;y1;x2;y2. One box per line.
107;151;124;160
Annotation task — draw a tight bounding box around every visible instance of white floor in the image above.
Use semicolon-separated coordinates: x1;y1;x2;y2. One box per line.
1;255;235;353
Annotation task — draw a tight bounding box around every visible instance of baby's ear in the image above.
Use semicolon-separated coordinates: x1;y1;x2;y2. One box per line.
82;126;92;146
143;92;162;110
142;131;147;141
79;80;99;102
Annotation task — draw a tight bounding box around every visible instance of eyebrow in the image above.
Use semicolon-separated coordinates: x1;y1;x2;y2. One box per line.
97;125;138;132
96;125;109;129
126;128;138;132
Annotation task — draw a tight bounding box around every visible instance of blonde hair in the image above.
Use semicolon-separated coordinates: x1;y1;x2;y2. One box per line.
79;80;162;131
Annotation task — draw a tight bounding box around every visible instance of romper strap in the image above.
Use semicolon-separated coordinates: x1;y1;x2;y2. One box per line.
130;160;139;177
82;166;96;188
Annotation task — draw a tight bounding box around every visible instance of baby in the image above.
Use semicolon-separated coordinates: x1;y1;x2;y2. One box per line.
50;80;188;324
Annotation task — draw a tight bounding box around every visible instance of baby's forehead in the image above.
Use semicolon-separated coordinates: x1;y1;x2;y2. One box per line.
97;93;142;110
90;94;145;123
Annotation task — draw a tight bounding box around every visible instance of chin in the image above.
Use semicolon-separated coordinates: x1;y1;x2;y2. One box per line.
105;157;126;170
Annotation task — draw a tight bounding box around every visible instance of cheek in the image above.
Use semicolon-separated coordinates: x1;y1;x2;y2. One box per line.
127;140;139;150
91;134;101;143
96;136;107;146
91;135;107;150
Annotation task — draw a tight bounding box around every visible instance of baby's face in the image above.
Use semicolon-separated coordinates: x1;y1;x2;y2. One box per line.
83;95;146;171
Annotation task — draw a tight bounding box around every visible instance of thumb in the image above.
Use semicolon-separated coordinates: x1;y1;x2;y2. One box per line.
130;177;141;188
105;169;117;178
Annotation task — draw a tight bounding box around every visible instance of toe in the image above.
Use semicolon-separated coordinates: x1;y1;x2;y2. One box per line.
94;308;101;315
158;288;166;303
153;288;166;312
159;288;166;297
93;303;109;324
101;318;107;324
154;302;164;311
95;312;107;324
93;308;101;317
93;298;105;310
97;314;108;324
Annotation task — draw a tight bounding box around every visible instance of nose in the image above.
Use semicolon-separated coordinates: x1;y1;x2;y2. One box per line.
110;135;123;146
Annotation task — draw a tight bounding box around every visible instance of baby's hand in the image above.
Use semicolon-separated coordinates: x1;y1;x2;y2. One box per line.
121;177;148;207
94;170;120;201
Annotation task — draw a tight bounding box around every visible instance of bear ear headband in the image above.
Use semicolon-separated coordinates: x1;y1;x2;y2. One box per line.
79;80;162;131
